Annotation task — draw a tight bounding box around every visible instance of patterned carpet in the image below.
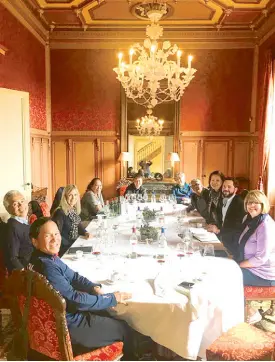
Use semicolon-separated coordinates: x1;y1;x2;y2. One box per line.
0;304;274;361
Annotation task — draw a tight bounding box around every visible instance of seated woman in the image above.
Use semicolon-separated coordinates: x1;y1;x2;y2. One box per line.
50;187;64;216
172;172;192;204
29;217;135;359
237;190;275;324
203;170;225;227
80;178;104;221
52;185;91;256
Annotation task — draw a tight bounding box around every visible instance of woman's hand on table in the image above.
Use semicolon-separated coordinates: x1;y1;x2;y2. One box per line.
206;224;220;234
113;291;132;305
83;232;92;240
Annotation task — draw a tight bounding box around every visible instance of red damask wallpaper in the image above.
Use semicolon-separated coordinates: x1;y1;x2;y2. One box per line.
0;4;46;130
180;48;253;132
51;49;120;131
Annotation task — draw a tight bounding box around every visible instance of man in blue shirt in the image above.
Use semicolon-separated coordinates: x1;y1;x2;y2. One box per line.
29;217;135;358
172;173;192;204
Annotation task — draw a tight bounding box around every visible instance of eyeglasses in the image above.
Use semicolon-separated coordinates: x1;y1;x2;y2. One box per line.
247;201;262;206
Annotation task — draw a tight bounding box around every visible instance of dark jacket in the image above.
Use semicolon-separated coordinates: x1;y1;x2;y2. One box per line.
30;250;116;317
5;218;33;272
52;208;86;256
124;183;145;197
187;192;209;220
219;194;247;256
201;188;223;227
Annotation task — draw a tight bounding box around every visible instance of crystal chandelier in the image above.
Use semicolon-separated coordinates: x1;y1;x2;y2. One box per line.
136;109;164;136
113;1;197;109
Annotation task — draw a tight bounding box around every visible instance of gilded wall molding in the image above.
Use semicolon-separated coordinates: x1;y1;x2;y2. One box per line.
30;128;51;137
45;44;52;133
258;12;275;45
51;130;117;137
0;44;8;55
180;131;259;137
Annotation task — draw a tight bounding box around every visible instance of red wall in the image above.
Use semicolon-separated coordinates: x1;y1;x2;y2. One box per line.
180;49;253;132
51;48;253;132
0;4;46;130
51;49;120;131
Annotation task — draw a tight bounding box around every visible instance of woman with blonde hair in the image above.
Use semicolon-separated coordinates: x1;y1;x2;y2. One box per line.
237;190;275;323
52;185;91;256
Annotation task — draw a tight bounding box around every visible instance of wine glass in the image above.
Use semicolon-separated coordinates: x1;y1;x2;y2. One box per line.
203;244;215;257
176;243;186;260
137;194;143;203
92;242;101;265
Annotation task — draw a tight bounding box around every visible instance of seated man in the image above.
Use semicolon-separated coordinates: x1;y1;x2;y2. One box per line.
172;172;192;204
207;177;247;257
124;174;145;197
29;217;135;359
3;190;33;273
186;178;208;219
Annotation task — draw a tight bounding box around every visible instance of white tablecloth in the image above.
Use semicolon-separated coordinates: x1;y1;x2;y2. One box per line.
62;203;244;360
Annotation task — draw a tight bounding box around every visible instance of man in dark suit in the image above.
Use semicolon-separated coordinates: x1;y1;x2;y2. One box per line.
124;174;145;197
207;177;246;256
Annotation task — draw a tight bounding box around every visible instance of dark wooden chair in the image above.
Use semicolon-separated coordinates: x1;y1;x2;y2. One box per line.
6;270;123;361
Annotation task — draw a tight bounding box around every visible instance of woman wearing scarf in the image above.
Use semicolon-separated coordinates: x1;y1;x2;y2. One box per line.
203;170;225;227
52;185;91;257
237;190;275;324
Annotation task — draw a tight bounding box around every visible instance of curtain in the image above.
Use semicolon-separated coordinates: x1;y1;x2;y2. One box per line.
258;50;275;191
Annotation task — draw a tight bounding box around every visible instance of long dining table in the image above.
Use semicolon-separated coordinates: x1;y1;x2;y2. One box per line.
62;202;244;360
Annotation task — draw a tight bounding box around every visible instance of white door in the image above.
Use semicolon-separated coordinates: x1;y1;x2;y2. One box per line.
0;88;31;220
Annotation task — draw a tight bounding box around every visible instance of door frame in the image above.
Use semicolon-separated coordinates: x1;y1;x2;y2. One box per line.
0;88;31;216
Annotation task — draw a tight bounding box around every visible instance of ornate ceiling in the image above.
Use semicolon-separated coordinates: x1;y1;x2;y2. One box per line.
2;0;275;46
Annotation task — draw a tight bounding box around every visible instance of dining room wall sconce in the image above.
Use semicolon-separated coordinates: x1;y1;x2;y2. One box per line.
167;152;180;178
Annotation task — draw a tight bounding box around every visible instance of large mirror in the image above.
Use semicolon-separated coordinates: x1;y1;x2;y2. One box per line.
126;100;178;178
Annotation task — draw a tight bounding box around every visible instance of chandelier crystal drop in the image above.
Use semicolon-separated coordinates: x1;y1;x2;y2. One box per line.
113;1;197;109
136;109;164;137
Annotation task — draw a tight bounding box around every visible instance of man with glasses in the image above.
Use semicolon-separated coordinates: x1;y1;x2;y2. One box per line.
3;190;33;272
187;178;208;219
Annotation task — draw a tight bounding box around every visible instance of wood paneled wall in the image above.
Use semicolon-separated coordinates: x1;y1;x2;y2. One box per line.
179;134;259;189
30;131;52;201
51;134;119;200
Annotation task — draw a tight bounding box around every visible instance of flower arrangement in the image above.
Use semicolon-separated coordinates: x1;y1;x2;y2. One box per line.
142;207;157;224
116;177;131;190
140;225;159;241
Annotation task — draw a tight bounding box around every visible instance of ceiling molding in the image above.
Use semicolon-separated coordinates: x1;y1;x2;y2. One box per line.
49;29;257;49
258;11;275;44
0;0;48;45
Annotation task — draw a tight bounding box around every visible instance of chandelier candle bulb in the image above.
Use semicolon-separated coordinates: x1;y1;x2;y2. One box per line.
129;49;134;64
188;55;193;69
177;50;182;67
118;52;123;67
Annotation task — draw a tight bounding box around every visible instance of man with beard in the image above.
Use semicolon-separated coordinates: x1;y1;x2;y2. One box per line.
207;177;247;257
